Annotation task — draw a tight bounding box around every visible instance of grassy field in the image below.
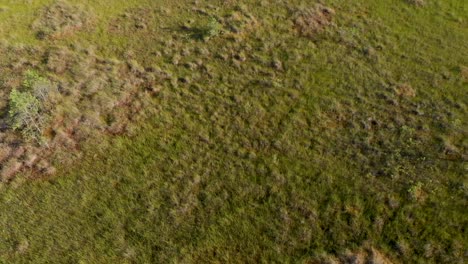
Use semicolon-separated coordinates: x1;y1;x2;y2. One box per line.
0;0;466;263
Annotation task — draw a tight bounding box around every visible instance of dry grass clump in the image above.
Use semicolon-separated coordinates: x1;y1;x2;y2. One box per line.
307;247;394;264
339;248;394;264
0;145;12;163
0;158;22;181
32;0;94;39
223;6;259;37
109;8;156;32
460;66;468;82
406;0;426;7
394;83;416;97
293;4;335;39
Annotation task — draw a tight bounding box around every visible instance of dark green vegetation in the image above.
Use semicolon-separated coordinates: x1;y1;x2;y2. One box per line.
0;0;466;263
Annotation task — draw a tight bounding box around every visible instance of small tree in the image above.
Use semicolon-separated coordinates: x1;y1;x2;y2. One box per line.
9;70;53;143
9;89;44;142
23;70;47;89
195;17;222;41
204;18;222;39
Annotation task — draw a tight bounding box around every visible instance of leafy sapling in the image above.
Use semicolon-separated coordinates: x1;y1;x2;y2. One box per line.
8;70;54;144
9;89;43;142
207;18;222;37
23;70;47;90
199;17;223;41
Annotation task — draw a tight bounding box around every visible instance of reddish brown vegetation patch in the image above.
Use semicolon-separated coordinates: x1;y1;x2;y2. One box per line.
293;4;335;39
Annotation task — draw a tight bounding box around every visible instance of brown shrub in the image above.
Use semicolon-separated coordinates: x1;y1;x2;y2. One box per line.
293;4;335;39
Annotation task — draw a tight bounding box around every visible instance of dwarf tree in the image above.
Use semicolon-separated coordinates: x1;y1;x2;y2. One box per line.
9;70;53;143
9;89;43;142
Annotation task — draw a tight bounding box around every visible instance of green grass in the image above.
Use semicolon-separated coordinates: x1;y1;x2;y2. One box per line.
0;0;466;263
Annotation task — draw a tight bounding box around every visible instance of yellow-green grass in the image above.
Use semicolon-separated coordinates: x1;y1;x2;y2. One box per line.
0;0;466;263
